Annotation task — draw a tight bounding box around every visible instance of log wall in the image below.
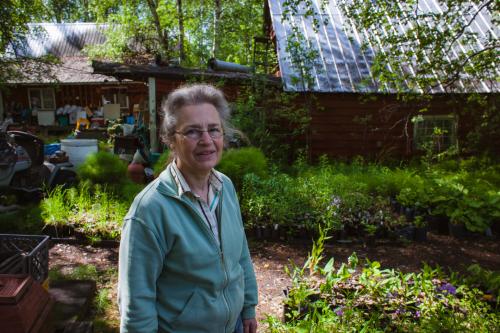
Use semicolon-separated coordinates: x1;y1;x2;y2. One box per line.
2;83;148;115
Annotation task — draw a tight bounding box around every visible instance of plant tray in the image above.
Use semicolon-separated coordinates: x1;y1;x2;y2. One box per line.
0;234;50;284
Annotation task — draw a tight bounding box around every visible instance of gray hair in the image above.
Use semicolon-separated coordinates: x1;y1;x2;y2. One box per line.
160;84;236;145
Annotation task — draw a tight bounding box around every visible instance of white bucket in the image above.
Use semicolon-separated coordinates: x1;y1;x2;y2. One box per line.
60;139;98;168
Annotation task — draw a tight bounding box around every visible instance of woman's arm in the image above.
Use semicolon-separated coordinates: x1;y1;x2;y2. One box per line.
118;217;166;333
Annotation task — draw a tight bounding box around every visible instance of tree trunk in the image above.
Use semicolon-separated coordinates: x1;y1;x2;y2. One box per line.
176;0;185;62
145;0;169;59
212;0;222;58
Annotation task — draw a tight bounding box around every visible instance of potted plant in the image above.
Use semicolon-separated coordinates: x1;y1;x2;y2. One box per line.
363;223;377;246
413;215;428;242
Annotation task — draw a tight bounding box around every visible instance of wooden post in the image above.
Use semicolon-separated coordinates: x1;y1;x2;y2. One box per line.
148;77;158;152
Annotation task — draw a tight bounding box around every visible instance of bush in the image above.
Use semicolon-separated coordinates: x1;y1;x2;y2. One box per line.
77;151;128;185
217;147;268;191
153;150;171;177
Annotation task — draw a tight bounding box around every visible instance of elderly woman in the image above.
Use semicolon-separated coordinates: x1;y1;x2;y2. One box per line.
118;84;258;333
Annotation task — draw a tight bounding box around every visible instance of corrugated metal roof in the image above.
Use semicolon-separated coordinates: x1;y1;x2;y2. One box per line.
268;0;499;93
8;23;107;58
8;57;119;84
6;23;118;83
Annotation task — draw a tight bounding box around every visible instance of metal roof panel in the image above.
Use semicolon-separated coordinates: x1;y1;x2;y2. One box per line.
268;0;499;93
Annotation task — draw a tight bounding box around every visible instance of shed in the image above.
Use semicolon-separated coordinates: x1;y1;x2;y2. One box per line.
267;0;499;159
0;23;147;134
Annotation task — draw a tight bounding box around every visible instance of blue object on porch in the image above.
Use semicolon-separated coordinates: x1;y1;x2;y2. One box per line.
44;143;61;156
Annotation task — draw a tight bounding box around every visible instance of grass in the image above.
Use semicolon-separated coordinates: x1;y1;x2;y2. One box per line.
40;181;136;240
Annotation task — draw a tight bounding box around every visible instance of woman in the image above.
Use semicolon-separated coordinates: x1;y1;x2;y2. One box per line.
118;84;258;333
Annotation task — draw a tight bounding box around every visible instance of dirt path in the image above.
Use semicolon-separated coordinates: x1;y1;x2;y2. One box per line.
49;233;500;324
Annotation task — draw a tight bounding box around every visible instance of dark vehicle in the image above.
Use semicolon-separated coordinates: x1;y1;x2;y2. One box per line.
0;131;77;204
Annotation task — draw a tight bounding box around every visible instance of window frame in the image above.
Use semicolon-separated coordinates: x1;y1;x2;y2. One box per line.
28;87;56;110
101;87;129;110
413;114;458;151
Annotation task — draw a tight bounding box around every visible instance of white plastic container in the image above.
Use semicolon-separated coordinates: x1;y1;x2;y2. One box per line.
60;139;98;168
37;111;55;126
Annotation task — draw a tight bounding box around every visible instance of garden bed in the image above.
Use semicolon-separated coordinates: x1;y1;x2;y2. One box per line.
48;232;500;332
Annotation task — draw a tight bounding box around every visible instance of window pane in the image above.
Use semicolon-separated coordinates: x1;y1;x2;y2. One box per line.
29;89;42;109
116;92;128;109
42;88;55;109
414;116;456;150
102;91;114;105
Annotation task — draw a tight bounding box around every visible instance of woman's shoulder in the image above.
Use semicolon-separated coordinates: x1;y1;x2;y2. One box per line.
213;169;234;188
126;171;177;217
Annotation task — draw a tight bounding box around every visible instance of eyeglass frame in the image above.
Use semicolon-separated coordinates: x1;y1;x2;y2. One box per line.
174;127;224;140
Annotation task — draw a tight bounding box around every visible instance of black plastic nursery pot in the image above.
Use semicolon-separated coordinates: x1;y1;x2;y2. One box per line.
364;234;376;247
427;215;449;235
448;222;468;239
282;290;322;323
414;227;428;242
397;225;416;241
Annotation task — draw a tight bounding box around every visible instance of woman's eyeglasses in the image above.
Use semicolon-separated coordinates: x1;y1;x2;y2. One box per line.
175;127;223;140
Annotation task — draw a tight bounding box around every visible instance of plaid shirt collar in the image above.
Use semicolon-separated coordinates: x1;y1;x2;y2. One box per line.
169;160;223;199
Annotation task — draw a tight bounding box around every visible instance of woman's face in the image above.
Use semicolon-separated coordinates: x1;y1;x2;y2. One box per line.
172;103;224;176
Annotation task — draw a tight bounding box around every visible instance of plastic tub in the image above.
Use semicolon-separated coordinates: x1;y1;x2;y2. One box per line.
60;139;98;168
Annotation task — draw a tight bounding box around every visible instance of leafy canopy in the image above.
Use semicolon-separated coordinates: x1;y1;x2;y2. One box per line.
337;0;499;93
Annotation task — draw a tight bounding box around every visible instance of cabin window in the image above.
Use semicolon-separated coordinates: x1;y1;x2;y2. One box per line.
28;87;56;110
101;87;129;110
413;115;457;151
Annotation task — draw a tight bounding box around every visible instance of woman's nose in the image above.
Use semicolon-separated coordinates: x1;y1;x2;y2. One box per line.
198;130;213;143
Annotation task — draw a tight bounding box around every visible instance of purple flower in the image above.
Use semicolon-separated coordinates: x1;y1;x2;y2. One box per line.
438;283;457;295
330;195;342;207
335;307;344;316
415;310;421;318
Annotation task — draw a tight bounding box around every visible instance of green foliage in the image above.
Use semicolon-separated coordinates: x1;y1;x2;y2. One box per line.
335;0;500;156
281;0;329;90
0;205;43;234
77;151;128;185
40;180;142;240
152;149;171;177
231;78;311;165
85;0;265;68
241;159;402;233
465;264;500;306
241;156;500;235
337;0;498;94
267;248;500;332
49;264;119;331
217;147;267;191
0;1;59;87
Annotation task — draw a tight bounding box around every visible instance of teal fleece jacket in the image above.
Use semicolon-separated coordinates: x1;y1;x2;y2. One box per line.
118;165;258;333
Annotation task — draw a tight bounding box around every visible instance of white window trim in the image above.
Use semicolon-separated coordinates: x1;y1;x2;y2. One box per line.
114;93;129;110
101;87;129;110
413;114;458;150
28;87;56;111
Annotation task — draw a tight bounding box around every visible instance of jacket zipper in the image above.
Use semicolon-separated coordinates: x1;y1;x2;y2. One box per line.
171;192;232;333
217;191;231;333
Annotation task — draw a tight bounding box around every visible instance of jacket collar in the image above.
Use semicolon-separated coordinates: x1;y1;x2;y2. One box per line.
170;161;223;198
156;163;224;199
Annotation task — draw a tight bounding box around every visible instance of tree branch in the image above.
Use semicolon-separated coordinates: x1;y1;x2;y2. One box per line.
445;0;493;54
